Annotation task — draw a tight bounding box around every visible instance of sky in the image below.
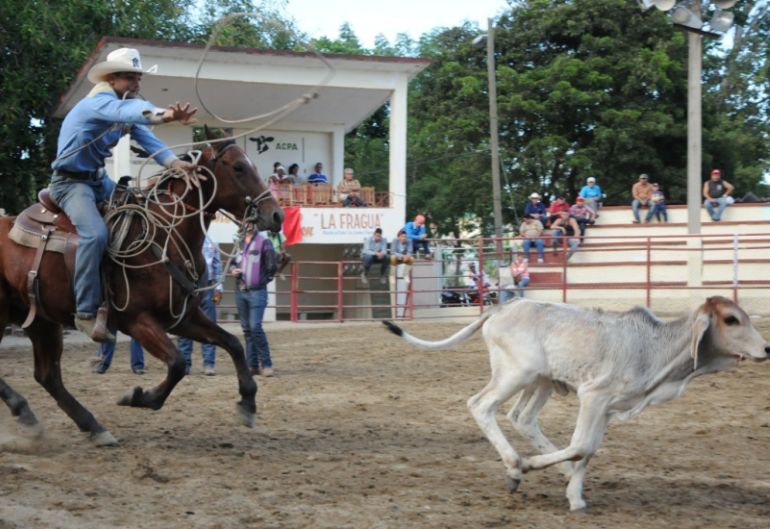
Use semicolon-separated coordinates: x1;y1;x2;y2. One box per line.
283;0;512;48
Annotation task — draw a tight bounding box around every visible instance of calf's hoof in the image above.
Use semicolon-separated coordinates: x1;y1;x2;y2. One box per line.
505;476;521;494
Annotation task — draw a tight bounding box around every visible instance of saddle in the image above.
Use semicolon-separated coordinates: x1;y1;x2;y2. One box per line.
9;186;134;329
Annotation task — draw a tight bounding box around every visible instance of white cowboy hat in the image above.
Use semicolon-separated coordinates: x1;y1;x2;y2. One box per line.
528;192;541;200
87;48;151;83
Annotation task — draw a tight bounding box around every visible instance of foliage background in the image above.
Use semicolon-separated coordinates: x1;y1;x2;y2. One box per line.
1;0;767;237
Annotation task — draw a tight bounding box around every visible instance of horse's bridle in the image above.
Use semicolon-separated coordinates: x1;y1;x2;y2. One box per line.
206;143;274;227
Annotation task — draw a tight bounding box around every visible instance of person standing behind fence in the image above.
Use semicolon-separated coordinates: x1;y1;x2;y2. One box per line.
390;229;415;284
93;338;145;375
231;226;278;377
178;237;223;376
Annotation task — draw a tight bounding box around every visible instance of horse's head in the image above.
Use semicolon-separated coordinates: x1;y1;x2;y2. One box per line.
199;127;284;232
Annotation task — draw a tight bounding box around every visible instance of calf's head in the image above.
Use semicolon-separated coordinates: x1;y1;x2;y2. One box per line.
690;296;770;370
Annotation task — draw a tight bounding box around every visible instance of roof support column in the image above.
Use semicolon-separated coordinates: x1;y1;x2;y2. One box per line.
389;84;407;222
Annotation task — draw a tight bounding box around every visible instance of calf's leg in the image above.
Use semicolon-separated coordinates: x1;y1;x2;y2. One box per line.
468;363;536;493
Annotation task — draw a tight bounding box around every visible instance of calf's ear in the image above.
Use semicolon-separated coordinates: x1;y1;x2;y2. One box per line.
690;311;711;370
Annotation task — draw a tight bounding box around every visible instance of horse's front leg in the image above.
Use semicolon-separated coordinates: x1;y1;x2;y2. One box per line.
174;306;257;428
118;314;186;411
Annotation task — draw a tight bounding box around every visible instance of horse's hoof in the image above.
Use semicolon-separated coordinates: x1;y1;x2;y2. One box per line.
505;475;521;494
236;403;256;428
91;430;119;447
117;386;143;407
20;422;44;439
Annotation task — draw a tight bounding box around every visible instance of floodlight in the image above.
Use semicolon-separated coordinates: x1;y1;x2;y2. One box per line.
652;0;677;11
714;1;737;9
709;10;735;32
671;6;702;29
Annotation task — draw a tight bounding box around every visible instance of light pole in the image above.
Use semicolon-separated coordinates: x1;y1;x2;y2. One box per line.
640;0;736;287
476;18;504;261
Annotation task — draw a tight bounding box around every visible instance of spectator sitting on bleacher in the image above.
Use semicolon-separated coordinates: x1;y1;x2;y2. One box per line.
650;183;668;222
390;229;415;284
546;195;570;226
287;163;300;184
403;214;433;259
360;227;388;285
524;192;548;225
308;162;328;184
338;167;366;207
518;214;545;263
703;168;734;222
631;173;654;223
569;196;596;240
579;177;604;213
550;211;581;258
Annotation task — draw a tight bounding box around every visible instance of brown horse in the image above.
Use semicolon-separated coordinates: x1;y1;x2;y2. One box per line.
0;128;283;445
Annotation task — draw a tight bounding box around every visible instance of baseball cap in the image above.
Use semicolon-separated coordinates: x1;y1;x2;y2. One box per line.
639;173;649;180
711;168;721;176
576;196;585;202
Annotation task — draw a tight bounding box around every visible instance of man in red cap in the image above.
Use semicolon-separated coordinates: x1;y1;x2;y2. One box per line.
569;196;596;240
703;168;734;221
403;214;432;259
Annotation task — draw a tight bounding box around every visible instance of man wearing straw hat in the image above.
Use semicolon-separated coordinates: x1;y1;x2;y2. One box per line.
50;47;198;342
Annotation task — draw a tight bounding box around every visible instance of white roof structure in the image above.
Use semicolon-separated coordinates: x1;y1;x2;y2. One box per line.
55;37;431;244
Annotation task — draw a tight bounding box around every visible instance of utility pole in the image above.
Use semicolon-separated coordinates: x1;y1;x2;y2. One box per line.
485;17;504;262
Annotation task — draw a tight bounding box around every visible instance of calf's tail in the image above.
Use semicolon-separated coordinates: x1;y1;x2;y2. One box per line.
382;308;498;350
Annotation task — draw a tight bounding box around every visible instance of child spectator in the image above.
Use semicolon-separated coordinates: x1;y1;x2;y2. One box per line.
650;183;668;223
390;229;415;284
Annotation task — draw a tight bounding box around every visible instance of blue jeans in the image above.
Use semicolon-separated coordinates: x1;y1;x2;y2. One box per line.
97;338;144;372
522;238;545;261
235;287;272;370
178;287;217;369
49;174;116;315
500;277;530;302
704;197;728;220
410;238;431;257
631;199;652;222
362;253;389;276
652;203;668;222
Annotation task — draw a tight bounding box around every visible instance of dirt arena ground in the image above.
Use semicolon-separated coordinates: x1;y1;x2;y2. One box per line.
1;317;770;529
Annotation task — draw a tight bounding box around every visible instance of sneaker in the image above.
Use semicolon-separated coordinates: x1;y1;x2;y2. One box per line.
93;363;107;374
74;314;115;343
537;258;544;264
132;368;145;375
360;272;369;285
204;367;216;376
261;367;275;377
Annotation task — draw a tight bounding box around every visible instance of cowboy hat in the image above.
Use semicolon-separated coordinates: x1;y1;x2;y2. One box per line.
528;192;541;200
87;48;150;83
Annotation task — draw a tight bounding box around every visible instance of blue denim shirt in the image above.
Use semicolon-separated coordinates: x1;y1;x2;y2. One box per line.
52;83;176;173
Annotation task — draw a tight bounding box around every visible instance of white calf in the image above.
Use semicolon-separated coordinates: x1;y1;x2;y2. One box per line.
383;296;769;511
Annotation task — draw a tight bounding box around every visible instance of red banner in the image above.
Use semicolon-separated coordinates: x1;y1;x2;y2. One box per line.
282;207;303;246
